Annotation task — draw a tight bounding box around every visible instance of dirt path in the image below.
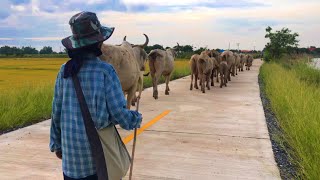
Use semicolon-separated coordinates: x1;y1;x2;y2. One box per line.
0;59;280;179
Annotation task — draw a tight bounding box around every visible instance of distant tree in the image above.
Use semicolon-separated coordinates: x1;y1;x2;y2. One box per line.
264;26;299;61
144;44;164;53
194;47;206;54
0;46;13;55
0;46;24;56
22;46;38;54
39;46;53;54
173;44;193;53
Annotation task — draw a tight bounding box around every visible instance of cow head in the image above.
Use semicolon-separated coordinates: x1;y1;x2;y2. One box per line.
133;47;148;71
123;34;149;49
123;34;149;71
166;42;179;58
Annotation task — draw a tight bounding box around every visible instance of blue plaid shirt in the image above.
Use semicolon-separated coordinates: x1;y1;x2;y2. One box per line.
49;55;142;179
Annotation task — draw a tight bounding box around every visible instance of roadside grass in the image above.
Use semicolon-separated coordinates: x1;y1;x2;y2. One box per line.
277;56;320;86
0;83;54;132
0;58;190;133
260;62;320;179
294;63;320;86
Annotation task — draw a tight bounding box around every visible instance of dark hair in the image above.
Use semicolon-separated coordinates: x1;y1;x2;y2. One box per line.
63;42;102;78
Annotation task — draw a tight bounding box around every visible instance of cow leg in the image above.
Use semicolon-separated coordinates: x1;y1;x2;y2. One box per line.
195;73;199;89
151;72;159;99
131;94;136;106
201;74;205;93
224;72;228;87
126;83;138;110
220;73;223;88
206;74;211;90
155;72;162;99
232;65;235;76
133;72;143;106
216;69;219;83
165;74;172;95
210;70;214;86
190;73;193;90
211;70;215;86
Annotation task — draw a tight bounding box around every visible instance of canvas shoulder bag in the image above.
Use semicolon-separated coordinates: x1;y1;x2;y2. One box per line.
72;74;131;180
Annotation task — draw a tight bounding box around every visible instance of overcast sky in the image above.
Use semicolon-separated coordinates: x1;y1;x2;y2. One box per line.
0;0;319;52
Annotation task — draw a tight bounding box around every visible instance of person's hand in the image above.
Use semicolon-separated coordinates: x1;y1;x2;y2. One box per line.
137;113;143;128
138;112;143;121
55;151;62;160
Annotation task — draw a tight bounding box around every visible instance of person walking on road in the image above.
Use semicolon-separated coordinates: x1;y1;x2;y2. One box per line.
49;11;142;180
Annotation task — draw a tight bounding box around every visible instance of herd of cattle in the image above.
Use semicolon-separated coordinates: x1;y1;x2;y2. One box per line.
190;49;254;93
98;34;254;109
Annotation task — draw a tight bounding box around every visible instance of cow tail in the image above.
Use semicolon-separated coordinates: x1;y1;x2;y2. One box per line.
147;51;159;76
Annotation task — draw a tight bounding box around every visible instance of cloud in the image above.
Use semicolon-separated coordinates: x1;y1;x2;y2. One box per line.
23;37;63;41
37;0;127;13
0;0;319;51
122;0;266;12
0;38;14;40
10;5;26;12
11;0;30;5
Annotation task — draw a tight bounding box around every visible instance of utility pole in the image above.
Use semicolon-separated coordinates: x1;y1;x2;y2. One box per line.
228;42;230;50
236;43;240;52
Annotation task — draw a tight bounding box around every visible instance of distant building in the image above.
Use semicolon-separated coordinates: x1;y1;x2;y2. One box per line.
309;46;316;51
240;50;252;53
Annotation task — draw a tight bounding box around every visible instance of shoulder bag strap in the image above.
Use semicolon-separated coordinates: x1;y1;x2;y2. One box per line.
72;75;108;180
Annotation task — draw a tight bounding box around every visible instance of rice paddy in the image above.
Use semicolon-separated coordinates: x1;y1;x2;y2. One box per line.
0;58;190;132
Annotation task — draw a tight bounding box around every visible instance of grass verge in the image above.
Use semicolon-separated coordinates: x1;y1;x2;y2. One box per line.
260;62;320;179
0;83;54;133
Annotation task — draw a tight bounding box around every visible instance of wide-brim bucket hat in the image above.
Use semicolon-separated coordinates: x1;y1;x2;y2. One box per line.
62;11;114;50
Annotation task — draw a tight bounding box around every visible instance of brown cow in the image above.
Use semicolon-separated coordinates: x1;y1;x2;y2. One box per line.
189;54;199;90
220;50;235;81
99;34;149;109
246;54;254;70
234;53;241;75
239;54;246;71
147;45;177;99
197;51;213;93
219;61;228;88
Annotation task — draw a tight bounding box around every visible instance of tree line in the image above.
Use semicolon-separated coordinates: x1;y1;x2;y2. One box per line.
0;46;61;56
1;40;318;59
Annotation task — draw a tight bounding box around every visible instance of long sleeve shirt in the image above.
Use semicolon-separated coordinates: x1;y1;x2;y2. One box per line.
49;55;142;179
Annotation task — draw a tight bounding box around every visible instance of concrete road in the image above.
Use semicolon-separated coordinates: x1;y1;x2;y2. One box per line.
0;59;280;179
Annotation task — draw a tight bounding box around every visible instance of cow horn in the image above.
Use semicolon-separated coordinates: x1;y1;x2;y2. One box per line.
173;42;180;50
123;36;127;41
133;34;149;48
